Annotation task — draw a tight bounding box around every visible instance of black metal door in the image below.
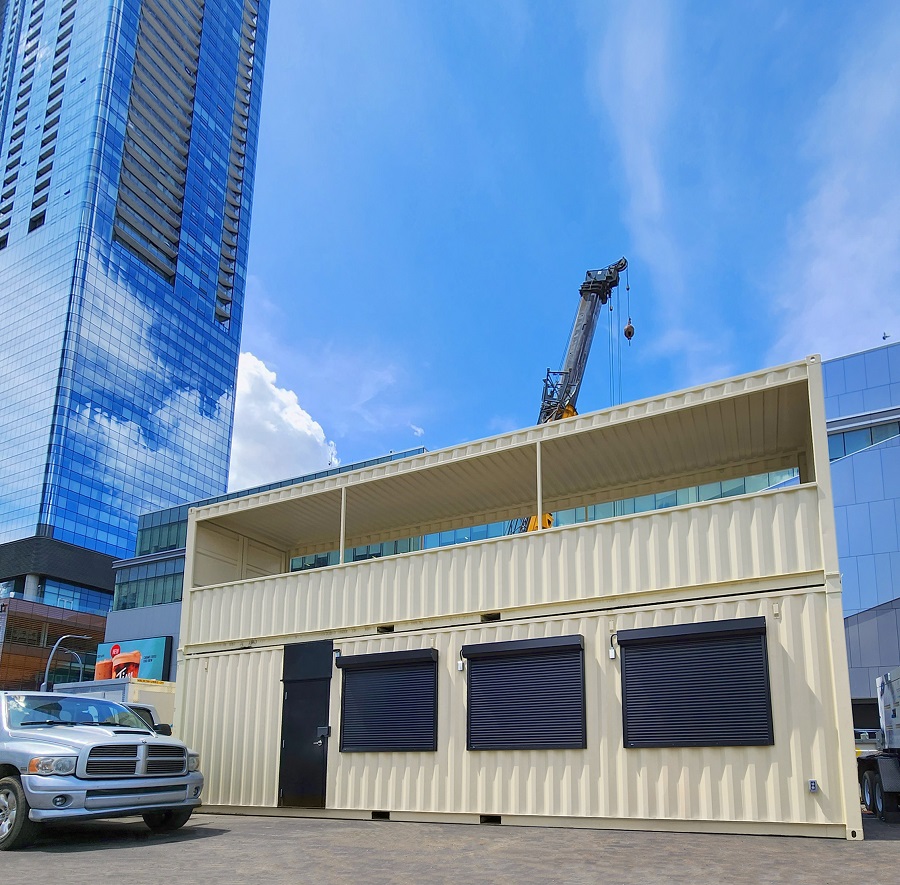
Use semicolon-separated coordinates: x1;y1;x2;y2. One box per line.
278;639;333;808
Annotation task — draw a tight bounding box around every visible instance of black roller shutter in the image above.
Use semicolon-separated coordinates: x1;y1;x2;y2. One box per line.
336;648;438;752
461;635;586;750
619;617;773;748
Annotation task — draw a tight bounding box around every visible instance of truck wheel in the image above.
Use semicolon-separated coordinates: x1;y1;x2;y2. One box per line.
863;770;878;814
874;773;887;820
142;809;193;832
0;776;38;851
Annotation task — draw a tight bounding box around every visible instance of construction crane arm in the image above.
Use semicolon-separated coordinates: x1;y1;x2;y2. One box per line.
508;257;628;535
537;257;627;424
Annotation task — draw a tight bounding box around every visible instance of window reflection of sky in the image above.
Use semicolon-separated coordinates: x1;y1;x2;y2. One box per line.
0;0;268;559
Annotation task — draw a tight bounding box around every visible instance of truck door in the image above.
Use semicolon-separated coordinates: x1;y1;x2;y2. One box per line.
278;639;333;808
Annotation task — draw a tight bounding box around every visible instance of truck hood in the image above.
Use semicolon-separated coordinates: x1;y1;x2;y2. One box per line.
8;725;184;752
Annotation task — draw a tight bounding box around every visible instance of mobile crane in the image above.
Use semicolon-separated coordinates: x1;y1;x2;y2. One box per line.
508;257;630;534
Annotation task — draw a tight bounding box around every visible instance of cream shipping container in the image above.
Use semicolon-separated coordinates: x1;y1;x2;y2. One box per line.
176;356;863;839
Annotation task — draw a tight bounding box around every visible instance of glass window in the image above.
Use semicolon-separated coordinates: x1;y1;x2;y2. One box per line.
721;478;746;498
698;482;722;502
655;490;677;509
827;433;845;461
872;422;900;445
843;428;872;455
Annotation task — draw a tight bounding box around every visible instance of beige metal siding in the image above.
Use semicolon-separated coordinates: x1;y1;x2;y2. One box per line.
179;588;856;831
179;646;284;808
325;590;849;827
184;486;823;650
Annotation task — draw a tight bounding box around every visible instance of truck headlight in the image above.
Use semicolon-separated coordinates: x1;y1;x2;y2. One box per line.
28;756;77;776
188;753;200;772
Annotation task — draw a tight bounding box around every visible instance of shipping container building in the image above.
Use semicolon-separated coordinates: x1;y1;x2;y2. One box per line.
176;356;863;839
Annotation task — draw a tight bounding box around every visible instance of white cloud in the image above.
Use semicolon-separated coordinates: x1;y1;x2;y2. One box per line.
410;423;424;437
590;0;683;296
228;353;338;492
583;0;738;386
769;10;900;363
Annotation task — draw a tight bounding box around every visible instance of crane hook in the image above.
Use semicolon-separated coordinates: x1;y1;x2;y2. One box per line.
624;319;635;342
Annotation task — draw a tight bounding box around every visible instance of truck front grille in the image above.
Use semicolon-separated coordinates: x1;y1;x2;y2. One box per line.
147;745;187;775
86;745;139;776
83;744;186;777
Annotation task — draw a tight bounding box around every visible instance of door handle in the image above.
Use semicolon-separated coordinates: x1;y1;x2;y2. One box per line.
312;738;323;746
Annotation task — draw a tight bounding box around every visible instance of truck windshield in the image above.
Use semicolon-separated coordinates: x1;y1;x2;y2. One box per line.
5;694;149;730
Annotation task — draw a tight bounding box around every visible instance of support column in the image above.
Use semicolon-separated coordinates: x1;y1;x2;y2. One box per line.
535;440;544;529
23;573;41;601
339;487;347;564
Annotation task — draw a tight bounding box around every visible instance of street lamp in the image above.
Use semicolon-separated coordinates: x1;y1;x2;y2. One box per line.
41;634;91;692
59;646;85;683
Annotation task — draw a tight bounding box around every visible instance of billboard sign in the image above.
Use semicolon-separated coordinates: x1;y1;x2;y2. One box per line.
97;636;172;681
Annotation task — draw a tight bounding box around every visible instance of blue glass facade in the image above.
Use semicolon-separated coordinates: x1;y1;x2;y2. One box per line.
0;0;269;564
823;342;900;705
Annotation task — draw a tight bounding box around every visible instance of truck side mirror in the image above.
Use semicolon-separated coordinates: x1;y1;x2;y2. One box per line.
154;723;173;736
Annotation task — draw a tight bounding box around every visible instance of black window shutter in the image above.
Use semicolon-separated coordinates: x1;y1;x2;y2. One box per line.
620;617;773;748
338;649;437;752
463;635;586;750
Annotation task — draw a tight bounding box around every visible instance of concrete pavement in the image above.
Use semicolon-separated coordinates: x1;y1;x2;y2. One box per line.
3;810;897;885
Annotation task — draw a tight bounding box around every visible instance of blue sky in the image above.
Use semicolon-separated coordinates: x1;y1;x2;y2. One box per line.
228;0;900;490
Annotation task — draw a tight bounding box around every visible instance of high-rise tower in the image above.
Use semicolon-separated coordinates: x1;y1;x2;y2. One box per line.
0;0;269;635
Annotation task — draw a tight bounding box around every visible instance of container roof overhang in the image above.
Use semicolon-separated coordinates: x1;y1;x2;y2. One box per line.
193;360;817;553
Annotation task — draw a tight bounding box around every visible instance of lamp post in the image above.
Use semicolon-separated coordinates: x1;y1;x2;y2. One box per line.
41;634;91;692
60;647;85;683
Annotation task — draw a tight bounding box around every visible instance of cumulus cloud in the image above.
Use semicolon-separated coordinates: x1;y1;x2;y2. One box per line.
768;10;900;363
228;352;338;492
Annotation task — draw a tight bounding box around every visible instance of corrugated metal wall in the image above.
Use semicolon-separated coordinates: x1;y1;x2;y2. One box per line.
179;587;853;830
179;646;283;808
184;486;822;649
325;591;846;826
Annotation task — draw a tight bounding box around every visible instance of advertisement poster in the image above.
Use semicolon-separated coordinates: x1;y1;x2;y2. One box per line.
97;636;172;681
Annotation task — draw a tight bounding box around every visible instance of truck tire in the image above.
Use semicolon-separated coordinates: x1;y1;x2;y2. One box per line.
0;776;38;851
874;772;887;820
863;770;878;814
142;809;193;832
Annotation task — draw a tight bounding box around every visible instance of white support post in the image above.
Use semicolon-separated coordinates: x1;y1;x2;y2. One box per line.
535;440;544;529
339;486;347;563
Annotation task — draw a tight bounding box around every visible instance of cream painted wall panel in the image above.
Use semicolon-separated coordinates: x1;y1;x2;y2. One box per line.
322;589;851;829
193;524;242;587
245;539;286;579
184;488;822;650
179;647;283;808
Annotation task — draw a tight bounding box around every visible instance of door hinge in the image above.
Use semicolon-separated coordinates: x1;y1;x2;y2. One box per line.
284;690;288;700
282;739;285;749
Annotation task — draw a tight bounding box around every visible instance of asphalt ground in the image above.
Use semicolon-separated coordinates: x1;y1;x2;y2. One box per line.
3;809;897;885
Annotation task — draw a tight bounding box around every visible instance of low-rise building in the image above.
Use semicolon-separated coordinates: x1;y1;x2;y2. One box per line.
175;356;862;838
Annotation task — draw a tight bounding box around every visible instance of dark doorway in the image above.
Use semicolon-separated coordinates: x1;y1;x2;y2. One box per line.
278;639;333;808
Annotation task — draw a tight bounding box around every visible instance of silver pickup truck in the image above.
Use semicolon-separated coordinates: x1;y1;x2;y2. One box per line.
0;691;203;850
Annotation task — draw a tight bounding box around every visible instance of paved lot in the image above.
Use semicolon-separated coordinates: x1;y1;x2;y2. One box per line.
3;810;897;885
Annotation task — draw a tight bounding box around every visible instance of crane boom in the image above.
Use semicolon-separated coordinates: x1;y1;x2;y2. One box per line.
508;257;628;535
537;257;628;424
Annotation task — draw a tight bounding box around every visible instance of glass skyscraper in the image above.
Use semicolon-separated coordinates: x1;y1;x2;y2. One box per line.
0;0;269;619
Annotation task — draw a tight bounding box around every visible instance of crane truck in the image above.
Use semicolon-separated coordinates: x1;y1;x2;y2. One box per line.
509;257;629;534
858;665;900;821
